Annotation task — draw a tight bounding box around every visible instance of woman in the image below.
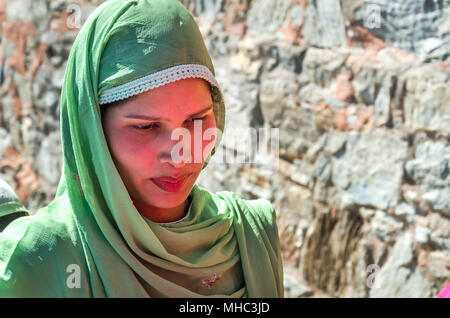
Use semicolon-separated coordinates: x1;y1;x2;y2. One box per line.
0;0;284;297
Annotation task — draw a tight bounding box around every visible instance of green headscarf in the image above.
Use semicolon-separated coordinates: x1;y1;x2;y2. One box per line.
0;0;284;297
0;179;29;232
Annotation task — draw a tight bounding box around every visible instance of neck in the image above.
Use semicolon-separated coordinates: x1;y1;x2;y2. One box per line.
133;196;191;223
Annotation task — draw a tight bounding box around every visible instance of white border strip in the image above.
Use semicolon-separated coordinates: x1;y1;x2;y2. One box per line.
98;64;222;105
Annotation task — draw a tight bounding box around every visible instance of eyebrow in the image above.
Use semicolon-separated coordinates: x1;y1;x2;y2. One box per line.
123;105;213;121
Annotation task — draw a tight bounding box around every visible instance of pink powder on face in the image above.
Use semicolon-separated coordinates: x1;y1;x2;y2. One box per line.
437;282;450;298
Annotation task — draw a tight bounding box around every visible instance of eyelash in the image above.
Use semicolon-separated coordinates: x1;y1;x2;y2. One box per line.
133;116;208;131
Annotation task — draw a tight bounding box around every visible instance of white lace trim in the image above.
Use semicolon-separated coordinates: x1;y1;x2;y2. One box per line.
98;64;223;105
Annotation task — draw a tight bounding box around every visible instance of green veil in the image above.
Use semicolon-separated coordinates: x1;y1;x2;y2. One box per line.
0;0;284;297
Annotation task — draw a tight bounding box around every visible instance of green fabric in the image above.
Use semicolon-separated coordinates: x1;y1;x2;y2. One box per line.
0;0;284;297
0;201;29;218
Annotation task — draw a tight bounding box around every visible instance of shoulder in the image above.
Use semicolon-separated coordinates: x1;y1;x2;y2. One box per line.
0;193;82;296
1;192;76;245
0;178;29;231
242;197;277;227
214;187;278;232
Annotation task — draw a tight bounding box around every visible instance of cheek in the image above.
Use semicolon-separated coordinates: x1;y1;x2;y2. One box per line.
187;119;216;161
201;119;217;153
107;130;157;173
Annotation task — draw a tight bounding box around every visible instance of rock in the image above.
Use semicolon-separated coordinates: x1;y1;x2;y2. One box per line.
300;208;364;297
32;63;53;101
187;0;224;21
333;70;354;103
341;239;370;297
311;153;331;183
340;193;357;211
5;0;33;22
351;66;379;105
219;71;260;158
323;132;347;155
422;189;450;217
403;67;450;133
51;69;65;88
402;185;420;206
297;82;332;106
414;225;431;245
425;250;450;280
373;73;394;126
276;107;321;160
290;160;314;188
42;90;59;109
259;66;300;126
425;212;450;249
352;0;450;62
0;128;12;157
304;134;327;163
284;274;314;298
351;63;401;111
359;207;376;219
405;140;450;216
371;210;404;242
324;96;348;110
423;211;450;235
301;0;347;48
241;179;272;200
246;0;291;36
430;236;450;250
230;35;275;81
394;202;416;223
285;183;315;222
300;47;348;88
262;43;306;74
332;130;408;210
313;179;328;203
35;132;62;191
369;232;433;297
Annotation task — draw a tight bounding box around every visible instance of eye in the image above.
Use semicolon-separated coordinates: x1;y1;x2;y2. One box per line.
133;123;160;131
131;115;209;131
186;116;208;124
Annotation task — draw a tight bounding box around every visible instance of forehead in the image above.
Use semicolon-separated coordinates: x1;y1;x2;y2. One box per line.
109;78;213;119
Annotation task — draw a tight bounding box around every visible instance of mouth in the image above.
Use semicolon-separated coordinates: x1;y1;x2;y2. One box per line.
150;174;191;192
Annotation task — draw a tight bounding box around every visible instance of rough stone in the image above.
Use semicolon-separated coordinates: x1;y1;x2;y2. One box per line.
352;0;450;62
284;274;314;298
414;225;431;245
425;250;450;280
332;130;408;210
300;47;348;88
300;208;364;297
246;0;290;36
403;68;450;133
405;140;450;216
311;153;331;183
301;0;347;48
371;210;404;242
35;131;62;191
285;183;315;222
394;202;416;223
369;232;433;297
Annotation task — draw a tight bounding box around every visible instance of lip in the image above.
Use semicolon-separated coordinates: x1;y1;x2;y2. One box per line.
150;174;190;192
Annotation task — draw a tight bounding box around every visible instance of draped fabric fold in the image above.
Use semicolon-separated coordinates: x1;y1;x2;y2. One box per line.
0;0;284;297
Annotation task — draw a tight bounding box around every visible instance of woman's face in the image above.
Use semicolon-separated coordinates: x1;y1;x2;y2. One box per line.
102;78;216;212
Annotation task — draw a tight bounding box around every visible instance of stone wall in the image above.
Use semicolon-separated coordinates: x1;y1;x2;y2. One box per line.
1;0;449;297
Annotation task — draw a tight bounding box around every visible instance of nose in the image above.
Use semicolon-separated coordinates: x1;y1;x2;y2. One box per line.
159;130;193;167
159;152;190;168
